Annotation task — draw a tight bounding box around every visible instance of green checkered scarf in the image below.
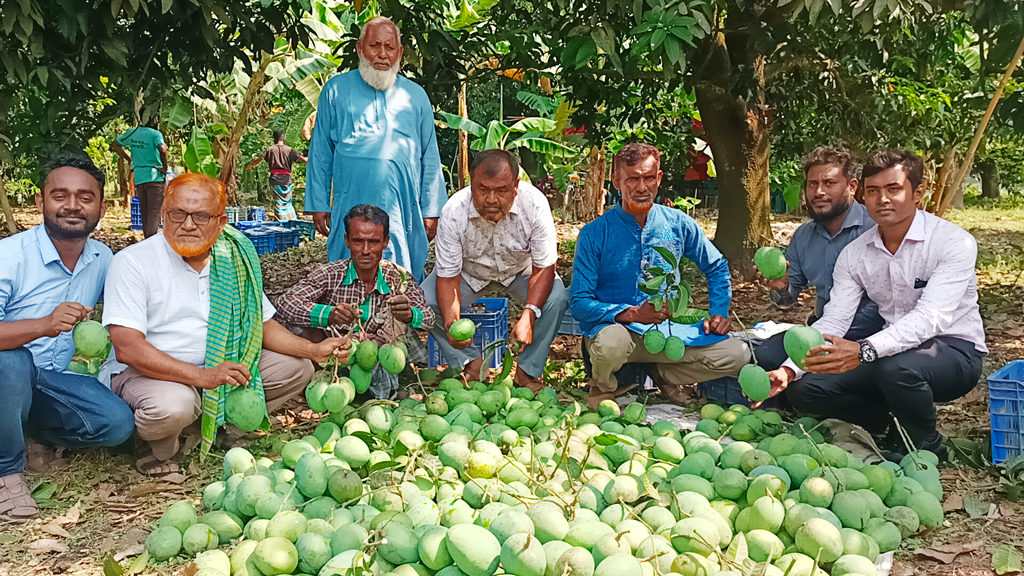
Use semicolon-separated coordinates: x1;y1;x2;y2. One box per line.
200;225;266;457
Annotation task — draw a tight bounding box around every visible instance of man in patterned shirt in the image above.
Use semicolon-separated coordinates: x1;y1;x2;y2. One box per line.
276;204;434;398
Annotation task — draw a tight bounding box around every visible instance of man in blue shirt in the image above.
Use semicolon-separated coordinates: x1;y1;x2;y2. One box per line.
755;147;884;371
0;153;134;522
570;143;748;408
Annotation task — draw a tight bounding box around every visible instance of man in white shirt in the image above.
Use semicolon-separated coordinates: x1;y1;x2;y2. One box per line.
103;174;349;475
762;150;986;459
421;150;568;392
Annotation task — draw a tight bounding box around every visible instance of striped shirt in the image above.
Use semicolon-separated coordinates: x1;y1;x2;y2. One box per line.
275;258;433;346
0;225;112;371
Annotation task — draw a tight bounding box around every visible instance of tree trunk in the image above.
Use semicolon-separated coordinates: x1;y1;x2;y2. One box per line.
578;145;606;222
695;85;772;280
458;81;469;189
0;171;18;234
117;156;131;201
980;160;1000;198
219;52;275;206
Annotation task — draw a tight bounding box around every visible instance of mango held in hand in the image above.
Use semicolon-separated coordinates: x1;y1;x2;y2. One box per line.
738;364;771;402
73;320;110;358
225;387;265;432
643;330;666;354
664;336;685;361
755;247;787;280
449;318;476;341
753;246;773;269
354;340;378;371
784;325;826;370
378;343;407;374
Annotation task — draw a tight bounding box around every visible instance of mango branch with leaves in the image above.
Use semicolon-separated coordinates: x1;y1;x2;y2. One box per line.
638;246;711;326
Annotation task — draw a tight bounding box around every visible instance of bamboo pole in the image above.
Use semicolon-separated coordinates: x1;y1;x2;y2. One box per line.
939;33;1024;216
458;81;469;188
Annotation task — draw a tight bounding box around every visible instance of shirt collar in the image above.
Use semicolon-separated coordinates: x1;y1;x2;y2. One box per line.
868;210;926;251
34;224;101;270
159;233;209;276
612;202;660;227
342;260;391;295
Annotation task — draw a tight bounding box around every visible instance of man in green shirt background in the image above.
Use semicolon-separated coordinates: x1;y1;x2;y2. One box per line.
112;123;169;238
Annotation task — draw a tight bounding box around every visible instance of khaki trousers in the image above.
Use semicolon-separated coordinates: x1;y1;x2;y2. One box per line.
111;350;314;460
585;324;750;393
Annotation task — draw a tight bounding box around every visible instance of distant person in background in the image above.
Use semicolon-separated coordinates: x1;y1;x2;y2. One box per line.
306;16;445;281
247;131;307;221
112;122;168;238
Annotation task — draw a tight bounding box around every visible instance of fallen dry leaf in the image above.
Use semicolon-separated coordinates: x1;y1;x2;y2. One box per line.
28;539;69;554
39;522;71;538
114;544;145;562
161;473;187;485
944;493;964;512
990;503;1002;519
178;562;200;576
54;501;81;525
1001;502;1016;517
915;540;985;564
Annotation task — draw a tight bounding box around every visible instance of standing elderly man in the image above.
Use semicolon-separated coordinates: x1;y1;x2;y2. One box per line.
422;150;568;392
102;174;350;475
570;143;748;408
762;150;986;460
755;147;883;371
0;153;135;522
306;16;445;281
277;204;435;399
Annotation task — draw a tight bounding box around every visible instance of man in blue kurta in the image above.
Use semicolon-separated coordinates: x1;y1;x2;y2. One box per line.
570;143;748;408
306;16;446;281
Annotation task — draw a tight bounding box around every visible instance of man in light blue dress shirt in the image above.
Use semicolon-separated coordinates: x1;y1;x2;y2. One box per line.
0;153;134;522
755;147;884;371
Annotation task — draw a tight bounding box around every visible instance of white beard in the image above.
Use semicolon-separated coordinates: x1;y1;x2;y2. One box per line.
358;56;399;91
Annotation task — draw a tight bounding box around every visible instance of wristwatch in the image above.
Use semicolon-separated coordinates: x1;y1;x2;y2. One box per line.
524;304;542;319
857;339;878;363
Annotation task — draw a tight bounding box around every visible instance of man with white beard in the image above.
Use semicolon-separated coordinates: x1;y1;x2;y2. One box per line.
306;16;446;282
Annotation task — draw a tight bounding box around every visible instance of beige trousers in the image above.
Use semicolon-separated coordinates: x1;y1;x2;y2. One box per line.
111;350;314;460
585;324;750;393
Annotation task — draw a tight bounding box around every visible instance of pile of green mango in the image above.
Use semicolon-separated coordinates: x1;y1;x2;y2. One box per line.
143;377;945;576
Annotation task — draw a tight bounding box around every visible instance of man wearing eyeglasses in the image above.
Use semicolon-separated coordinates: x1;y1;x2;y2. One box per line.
100;174;351;475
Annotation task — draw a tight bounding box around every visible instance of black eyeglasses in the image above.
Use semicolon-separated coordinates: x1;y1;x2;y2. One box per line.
165;210;219;225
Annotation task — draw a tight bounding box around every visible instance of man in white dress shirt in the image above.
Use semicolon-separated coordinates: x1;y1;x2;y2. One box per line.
761;150;986;459
421;150;568;392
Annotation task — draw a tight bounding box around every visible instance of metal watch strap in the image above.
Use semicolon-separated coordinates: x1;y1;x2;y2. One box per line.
524;304;542;319
857;339;877;363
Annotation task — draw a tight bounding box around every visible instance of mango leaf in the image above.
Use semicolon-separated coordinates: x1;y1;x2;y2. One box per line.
783;181;802;212
590;24;622;71
648;295;664;310
368;460;400;473
638;275;665;295
103;555;125;576
993;544;1022;575
647;266;666;276
668;295;686;318
127;551;149;574
436;112;486;137
725;531;748;564
653;246;677;268
672;308;711;325
591;433;628;446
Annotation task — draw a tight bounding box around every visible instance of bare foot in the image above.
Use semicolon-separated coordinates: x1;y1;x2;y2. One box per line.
462;357;485;383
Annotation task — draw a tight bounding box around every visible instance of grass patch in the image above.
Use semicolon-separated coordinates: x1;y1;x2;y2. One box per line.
949;196;1024;283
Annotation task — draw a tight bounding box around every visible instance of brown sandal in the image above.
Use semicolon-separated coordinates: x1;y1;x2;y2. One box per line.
586;383;639;410
0;473;38;523
134;442;179;477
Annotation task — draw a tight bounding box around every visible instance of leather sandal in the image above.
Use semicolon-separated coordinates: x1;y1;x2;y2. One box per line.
586;383;639;410
134;442;179;477
0;473;38;523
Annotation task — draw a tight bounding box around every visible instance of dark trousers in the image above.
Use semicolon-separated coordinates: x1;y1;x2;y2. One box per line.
0;348;135;477
136;180;165;238
785;336;983;445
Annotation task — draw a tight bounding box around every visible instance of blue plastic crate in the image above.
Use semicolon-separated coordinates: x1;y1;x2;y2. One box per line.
990;360;1024;464
243;229;275;255
277;220;316;241
130;197;142;230
558;309;582;336
248;206;266;221
428;298;509;370
264;226;301;252
697;375;785;409
234;220;270;231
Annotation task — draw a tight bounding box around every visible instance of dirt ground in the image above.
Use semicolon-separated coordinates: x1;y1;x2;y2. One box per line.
1;202;1022;576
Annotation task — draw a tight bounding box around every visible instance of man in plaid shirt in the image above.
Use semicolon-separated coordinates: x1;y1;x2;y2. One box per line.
276;205;433;397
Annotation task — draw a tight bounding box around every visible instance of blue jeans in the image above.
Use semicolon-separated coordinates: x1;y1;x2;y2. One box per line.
0;347;135;477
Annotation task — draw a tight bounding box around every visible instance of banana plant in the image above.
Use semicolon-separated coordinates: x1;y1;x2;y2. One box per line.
435;113;579;157
638;246;711;325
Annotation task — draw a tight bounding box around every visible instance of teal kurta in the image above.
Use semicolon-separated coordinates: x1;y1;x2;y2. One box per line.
306;70;446;281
